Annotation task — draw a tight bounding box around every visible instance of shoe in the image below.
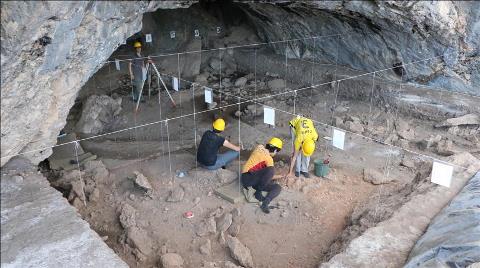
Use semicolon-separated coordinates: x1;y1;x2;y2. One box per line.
260;202;270;214
295;171;300;177
301;172;310;178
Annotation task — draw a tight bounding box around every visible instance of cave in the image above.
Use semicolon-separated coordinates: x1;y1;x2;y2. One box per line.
1;1;480;268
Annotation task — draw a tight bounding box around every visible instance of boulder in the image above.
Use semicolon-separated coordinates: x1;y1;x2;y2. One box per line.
84;160;109;182
227;236;253;268
267;79;285;90
160;253;184;268
131;171;153;192
435;139;455;156
216;169;238;184
76;95;122;135
435;114;480;127
346;121;364;133
363;168;395;185
167;187;184;202
209;58;222;71
395;120;415;141
234;77;248;87
216;213;233;233
119;203;136;229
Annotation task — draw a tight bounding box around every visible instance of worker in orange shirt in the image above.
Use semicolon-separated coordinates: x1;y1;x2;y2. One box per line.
241;137;283;214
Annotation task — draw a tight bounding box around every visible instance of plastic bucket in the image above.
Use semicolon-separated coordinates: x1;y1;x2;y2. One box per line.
314;159;330;177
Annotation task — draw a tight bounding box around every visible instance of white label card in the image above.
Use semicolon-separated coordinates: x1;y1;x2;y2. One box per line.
115;59;120;71
332;128;345;150
170;31;176;39
145;34;152;43
194;29;200;37
264;107;275;126
172;77;179;91
216;27;221;34
431;161;453;187
204;88;212;103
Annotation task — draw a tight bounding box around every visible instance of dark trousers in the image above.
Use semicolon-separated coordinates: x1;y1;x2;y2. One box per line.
241;167;281;205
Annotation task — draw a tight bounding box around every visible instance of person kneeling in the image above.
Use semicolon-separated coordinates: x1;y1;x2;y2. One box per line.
197;118;241;170
241;137;283;214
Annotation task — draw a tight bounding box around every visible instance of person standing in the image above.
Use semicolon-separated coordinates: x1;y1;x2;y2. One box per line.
287;116;318;178
241;137;283;214
128;41;150;102
197;118;241;170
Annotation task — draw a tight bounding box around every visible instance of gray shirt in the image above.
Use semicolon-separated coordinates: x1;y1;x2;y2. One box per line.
130;53;146;81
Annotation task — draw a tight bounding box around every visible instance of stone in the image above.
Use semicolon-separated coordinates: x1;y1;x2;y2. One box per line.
76;95;122;135
160;253;184;268
196;217;217;237
131;171;153;194
400;157;415;168
228;221;242;237
334;106;349;113
231;208;241;218
234;77;248;87
167;187;185;202
346;121;364;133
199;239;211;255
219;232;226;245
362;168;395;185
334;117;344;127
216;213;233;233
226;236;253;268
395;120;415;141
119;203;136;229
267;79;285;90
435;139;455;156
83;160;109;181
89;188;100;202
435;113;480;127
127;227;152;255
195;72;210;83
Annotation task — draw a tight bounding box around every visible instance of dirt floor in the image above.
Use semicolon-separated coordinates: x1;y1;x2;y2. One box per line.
43;53;480;268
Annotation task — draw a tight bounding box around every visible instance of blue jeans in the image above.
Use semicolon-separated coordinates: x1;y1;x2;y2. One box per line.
203;150;239;170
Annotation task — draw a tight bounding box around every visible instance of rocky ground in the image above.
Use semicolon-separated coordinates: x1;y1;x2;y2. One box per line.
41;55;480;268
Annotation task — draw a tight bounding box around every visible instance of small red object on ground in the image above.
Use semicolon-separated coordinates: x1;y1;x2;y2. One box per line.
184;211;194;219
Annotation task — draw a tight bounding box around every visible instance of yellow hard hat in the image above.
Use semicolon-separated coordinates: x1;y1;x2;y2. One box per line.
268;137;283;150
133;41;142;48
302;138;315;156
213;118;225;131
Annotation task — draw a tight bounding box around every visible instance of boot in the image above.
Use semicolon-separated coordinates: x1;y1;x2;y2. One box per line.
260;202;270;214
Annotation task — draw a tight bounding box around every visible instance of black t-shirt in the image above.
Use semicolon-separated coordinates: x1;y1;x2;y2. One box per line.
197;130;225;166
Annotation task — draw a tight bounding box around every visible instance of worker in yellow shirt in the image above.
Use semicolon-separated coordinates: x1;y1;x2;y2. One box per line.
287;116;318;178
241;137;283;214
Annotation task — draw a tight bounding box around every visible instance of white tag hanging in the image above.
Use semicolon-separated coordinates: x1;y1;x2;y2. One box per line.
204;88;212;103
170;31;176;39
115;59;120;71
172;77;179;91
122;39;127;45
145;34;152;43
216;27;221;34
264;106;275;126
194;29;200;37
431;161;453;187
332;128;345;150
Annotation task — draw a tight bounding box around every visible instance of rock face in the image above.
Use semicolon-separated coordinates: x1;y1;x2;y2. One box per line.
240;1;480;95
75;95;122;134
0;1;194;166
227;236;254;268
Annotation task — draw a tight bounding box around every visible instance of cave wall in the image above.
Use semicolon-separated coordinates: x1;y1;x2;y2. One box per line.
0;1;194;166
239;1;480;94
1;0;479;167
